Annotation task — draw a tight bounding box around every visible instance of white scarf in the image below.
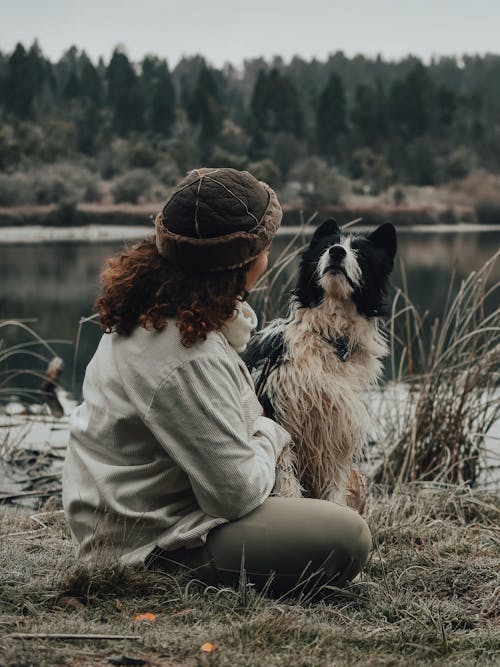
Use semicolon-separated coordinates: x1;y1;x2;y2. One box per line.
221;301;258;353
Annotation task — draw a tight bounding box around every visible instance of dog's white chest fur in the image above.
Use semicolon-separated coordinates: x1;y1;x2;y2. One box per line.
269;292;387;504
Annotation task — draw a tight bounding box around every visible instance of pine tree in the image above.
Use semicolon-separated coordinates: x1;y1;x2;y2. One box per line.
389;63;433;139
186;64;223;161
316;72;346;159
76;100;101;154
106;49;144;135
142;56;175;137
27;41;47;95
5;43;37;117
80;54;103;106
250;69;303;138
434;84;457;128
351;79;387;145
63;70;81;101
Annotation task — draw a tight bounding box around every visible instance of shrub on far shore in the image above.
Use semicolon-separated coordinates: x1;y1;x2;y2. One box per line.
0;164;101;206
289;157;347;207
475;198;500;224
459;170;500;224
247;159;282;189
110;168;168;204
0;172;31;206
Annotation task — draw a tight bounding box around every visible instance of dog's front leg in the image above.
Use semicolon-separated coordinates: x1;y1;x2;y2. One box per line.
322;469;366;514
323;488;347;506
272;443;304;497
345;468;367;514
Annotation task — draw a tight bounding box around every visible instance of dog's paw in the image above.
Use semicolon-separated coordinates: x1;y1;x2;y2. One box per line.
273;445;304;497
345;468;367;515
272;476;304;498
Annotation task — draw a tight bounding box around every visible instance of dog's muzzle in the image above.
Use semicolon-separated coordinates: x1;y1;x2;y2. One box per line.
324;246;356;288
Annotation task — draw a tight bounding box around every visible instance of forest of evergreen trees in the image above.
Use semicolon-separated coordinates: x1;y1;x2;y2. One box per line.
1;42;499;210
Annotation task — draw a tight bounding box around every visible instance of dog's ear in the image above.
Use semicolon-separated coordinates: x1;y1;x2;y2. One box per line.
369;223;397;259
310;218;340;246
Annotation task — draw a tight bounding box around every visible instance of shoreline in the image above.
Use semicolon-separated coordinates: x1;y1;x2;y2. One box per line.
1;222;500;243
0;200;492;234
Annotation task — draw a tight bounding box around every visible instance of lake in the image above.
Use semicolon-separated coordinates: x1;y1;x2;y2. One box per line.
1;224;499;400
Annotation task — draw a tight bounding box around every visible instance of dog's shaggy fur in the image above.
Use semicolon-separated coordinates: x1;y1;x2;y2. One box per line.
244;219;397;504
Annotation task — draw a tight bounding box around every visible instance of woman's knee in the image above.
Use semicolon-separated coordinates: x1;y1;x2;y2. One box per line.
338;508;371;566
252;496;372;564
284;501;371;592
312;503;372;580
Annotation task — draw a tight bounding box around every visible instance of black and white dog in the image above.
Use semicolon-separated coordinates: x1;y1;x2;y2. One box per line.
244;219;397;504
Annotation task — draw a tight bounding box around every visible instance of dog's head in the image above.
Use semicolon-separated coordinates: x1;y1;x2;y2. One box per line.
294;218;397;317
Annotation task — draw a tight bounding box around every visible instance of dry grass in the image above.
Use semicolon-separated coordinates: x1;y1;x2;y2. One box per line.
375;250;500;486
0;320;70;406
0;485;498;666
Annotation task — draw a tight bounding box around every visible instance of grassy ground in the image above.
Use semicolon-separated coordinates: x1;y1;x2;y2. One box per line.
0;485;498;667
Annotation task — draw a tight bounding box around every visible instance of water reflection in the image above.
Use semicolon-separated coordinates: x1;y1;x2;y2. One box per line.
0;229;498;400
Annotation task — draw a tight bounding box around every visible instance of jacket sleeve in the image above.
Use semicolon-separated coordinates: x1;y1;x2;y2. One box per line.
144;355;291;521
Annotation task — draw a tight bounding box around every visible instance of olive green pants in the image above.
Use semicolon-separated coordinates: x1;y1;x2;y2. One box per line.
145;497;371;598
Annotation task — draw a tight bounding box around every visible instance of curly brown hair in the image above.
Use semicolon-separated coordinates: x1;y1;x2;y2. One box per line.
95;237;249;346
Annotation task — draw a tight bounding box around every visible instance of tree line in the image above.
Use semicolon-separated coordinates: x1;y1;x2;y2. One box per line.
0;42;499;199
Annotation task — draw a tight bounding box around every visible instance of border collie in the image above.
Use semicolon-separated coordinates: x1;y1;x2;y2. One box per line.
244;219;397;505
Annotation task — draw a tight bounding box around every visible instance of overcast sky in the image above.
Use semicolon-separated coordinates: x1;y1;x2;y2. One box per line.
1;0;498;66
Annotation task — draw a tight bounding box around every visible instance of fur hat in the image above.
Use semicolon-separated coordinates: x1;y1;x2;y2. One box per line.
155;167;282;272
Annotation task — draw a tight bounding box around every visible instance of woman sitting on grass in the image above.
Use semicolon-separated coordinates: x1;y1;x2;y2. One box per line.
62;167;371;597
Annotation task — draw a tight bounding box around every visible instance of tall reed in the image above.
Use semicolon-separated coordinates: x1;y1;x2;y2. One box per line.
0;320;69;405
374;249;499;485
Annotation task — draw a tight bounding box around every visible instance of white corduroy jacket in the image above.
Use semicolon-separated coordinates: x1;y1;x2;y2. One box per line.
62;302;291;565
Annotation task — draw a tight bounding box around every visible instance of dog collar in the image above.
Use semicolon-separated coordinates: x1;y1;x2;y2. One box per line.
317;333;350;362
255;331;351;400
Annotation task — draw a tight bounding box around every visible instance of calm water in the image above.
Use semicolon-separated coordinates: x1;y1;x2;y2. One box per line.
1;227;499;400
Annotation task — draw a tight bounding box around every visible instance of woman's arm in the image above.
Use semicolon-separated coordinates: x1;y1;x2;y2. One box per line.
144;355;291;520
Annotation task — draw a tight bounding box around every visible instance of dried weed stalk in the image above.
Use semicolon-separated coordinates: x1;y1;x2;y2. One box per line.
375;249;499;485
0;320;69;405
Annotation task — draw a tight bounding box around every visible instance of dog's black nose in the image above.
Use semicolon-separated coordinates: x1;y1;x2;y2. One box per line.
329;245;346;260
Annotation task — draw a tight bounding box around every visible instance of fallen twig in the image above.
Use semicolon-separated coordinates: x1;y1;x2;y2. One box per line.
8;473;61;484
8;632;140;640
3;509;65;537
0;490;58;501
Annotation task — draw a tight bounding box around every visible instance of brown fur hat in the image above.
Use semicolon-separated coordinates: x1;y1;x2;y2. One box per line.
155;167;282;272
